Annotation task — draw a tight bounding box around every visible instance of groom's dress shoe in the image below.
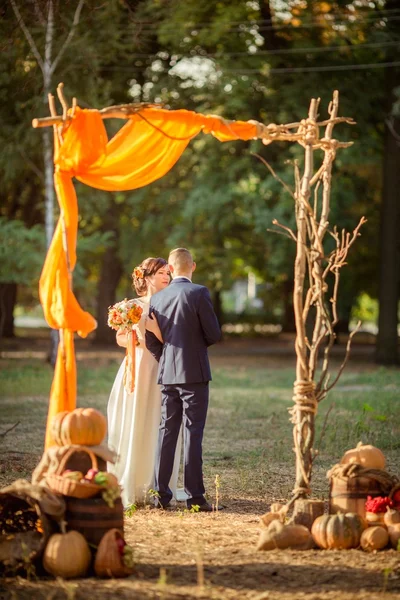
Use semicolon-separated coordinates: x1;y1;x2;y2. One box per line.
188;502;225;512
152;501;174;510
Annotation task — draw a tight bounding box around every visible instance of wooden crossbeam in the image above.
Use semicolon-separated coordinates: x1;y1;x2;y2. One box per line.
32;81;162;128
32;102;162;128
32;83;355;154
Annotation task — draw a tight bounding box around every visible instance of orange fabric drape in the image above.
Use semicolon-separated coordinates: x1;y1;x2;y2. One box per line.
40;106;259;448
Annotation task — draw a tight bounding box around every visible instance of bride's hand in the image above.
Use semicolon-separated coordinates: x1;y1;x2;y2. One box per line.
116;330;128;348
145;313;163;343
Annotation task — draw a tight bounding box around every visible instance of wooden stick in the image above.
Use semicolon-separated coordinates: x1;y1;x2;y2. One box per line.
71;97;77;119
57;82;69;121
0;422;20;438
252;153;295;198
32;101;163;128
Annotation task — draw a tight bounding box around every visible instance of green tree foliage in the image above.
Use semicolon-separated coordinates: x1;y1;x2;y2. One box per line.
0;218;45;338
127;0;396;333
2;1;399;355
0;218;45;285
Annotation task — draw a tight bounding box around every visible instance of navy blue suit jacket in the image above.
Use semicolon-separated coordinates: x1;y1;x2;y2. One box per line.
145;278;222;385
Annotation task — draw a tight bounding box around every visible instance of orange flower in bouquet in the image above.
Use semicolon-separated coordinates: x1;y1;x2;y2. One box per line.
107;299;143;332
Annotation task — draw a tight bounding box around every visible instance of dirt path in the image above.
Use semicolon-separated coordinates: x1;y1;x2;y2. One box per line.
1;499;400;600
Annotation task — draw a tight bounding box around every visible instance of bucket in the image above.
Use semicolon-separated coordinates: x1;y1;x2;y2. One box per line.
329;476;383;518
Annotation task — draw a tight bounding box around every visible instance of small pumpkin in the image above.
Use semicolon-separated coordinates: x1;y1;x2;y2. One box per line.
360;526;389;552
94;529;134;578
384;508;400;528
43;529;91;578
259;512;282;528
52;408;107;447
365;511;386;527
311;513;367;550
388;523;400;549
257;521;312;551
340;442;385;470
270;502;286;514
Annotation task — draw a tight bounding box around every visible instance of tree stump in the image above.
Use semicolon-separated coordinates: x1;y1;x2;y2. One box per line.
291;499;325;530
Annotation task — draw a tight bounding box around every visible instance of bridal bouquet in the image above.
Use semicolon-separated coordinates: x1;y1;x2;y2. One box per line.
107;299;143;333
107;299;143;394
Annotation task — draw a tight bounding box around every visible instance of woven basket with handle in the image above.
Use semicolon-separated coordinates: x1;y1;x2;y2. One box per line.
45;447;102;499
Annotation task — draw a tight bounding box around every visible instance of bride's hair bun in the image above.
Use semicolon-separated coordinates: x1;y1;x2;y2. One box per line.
132;257;167;296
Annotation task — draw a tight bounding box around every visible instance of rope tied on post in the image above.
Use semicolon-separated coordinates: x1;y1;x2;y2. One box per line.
288;380;318;423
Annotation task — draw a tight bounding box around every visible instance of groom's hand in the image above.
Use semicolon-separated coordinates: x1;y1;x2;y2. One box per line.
146;313;163;343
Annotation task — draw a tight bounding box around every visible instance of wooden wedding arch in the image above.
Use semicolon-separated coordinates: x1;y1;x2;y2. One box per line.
33;83;364;504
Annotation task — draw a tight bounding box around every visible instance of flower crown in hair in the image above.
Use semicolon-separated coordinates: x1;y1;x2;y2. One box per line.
133;267;145;279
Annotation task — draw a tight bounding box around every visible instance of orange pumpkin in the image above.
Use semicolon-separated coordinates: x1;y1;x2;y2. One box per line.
52;408;107;447
340;442;385;470
311;513;366;550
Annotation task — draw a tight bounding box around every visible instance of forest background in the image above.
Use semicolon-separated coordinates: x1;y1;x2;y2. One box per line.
1;0;399;365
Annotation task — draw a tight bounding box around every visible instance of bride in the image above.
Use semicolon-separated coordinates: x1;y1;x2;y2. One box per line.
107;257;183;507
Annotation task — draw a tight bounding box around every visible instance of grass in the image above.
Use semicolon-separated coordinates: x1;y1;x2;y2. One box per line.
1;355;399;496
1;350;400;599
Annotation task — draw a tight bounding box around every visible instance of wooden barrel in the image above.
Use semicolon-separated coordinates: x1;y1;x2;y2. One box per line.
65;497;124;545
329;476;383;518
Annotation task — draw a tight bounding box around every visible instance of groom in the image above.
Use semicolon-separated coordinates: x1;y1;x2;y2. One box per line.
145;248;222;511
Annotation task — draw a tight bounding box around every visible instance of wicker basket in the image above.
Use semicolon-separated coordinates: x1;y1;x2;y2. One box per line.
389;483;400;505
45;447;102;499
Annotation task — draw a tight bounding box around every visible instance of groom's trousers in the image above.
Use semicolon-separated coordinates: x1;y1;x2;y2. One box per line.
154;382;209;507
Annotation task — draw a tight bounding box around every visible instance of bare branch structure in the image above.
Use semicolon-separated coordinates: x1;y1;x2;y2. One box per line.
262;92;365;504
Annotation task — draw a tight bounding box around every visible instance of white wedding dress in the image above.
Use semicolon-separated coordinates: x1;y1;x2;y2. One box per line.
107;297;184;507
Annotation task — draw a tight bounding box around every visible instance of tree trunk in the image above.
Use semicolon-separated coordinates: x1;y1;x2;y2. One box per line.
43;19;58;365
94;247;123;345
213;289;224;327
0;283;17;339
376;70;400;365
94;196;123;345
282;279;296;332
43;126;59;366
42;128;55;248
291;499;324;530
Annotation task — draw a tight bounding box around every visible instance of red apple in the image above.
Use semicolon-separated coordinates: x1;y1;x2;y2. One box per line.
85;468;99;482
116;537;126;555
392;490;400;506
